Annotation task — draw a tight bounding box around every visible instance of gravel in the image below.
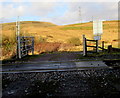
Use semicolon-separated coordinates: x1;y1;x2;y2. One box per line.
2;68;120;97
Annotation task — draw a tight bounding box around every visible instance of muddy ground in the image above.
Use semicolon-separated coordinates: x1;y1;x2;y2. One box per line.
2;51;120;63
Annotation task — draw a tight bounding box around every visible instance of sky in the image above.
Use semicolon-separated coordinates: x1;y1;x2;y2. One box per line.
0;0;119;25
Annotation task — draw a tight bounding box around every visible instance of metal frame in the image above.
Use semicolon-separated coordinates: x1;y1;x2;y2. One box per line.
16;16;34;59
18;36;34;59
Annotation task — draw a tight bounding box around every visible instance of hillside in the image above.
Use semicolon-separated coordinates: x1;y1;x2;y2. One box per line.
1;20;119;60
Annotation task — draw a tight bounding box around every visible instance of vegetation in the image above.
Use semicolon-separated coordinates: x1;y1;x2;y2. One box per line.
61;26;92;30
67;37;81;46
1;20;119;60
35;36;47;44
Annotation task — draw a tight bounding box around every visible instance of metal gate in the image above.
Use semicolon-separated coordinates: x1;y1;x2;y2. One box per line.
16;17;34;59
16;36;34;59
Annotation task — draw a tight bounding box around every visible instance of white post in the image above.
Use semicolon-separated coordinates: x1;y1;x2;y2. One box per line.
16;16;21;59
16;20;18;58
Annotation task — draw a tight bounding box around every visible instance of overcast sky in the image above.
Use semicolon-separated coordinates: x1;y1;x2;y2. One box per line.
0;0;119;25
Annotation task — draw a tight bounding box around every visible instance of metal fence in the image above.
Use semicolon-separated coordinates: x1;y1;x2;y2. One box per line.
16;36;34;59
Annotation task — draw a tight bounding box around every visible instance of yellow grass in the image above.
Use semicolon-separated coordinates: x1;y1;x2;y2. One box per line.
1;20;119;60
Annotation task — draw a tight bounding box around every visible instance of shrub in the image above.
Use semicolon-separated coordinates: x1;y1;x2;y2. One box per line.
39;36;47;43
61;26;92;30
35;36;47;44
67;37;81;46
2;35;16;46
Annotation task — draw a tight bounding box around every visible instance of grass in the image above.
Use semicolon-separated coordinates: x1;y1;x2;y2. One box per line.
67;22;91;26
75;51;120;60
61;26;92;30
67;37;81;46
1;20;119;60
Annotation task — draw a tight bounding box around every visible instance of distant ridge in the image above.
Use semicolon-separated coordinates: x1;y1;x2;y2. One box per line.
2;21;57;27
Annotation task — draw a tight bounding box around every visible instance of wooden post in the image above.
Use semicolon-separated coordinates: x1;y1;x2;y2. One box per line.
32;37;34;55
108;45;112;53
96;40;99;53
102;41;104;51
83;35;87;56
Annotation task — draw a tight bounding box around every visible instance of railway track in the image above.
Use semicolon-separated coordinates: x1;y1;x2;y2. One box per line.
1;60;109;73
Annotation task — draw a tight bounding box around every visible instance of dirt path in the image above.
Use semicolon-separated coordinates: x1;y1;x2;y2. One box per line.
30;52;82;61
2;51;120;73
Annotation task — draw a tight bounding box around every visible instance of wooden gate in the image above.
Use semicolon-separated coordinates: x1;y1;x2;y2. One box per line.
83;35;105;56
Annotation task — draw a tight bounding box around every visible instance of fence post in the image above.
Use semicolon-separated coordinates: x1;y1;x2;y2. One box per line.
96;40;99;53
102;41;104;51
32;37;34;55
83;35;87;56
108;45;112;53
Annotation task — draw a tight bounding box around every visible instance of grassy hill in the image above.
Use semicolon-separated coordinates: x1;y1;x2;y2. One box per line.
1;20;119;60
